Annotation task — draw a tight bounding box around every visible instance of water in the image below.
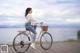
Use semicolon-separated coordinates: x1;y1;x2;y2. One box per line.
0;27;79;44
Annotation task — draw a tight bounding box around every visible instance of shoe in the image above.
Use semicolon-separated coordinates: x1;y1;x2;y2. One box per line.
30;42;36;49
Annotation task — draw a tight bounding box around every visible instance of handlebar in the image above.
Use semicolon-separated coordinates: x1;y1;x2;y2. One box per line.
34;22;44;27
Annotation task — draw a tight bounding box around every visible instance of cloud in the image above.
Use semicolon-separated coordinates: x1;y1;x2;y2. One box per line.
0;0;80;25
66;18;80;23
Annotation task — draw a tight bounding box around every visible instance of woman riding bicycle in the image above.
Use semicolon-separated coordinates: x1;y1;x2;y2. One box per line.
25;7;42;49
13;7;52;52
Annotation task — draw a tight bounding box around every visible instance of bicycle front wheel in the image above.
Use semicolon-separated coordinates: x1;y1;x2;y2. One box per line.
40;32;53;50
13;33;31;53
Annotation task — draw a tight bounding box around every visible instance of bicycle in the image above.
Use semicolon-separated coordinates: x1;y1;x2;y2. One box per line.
13;23;53;53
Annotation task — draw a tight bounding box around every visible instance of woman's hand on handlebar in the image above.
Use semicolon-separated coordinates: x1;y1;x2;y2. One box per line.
33;22;43;27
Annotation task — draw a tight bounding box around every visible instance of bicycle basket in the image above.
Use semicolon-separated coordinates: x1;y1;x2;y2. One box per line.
42;26;48;32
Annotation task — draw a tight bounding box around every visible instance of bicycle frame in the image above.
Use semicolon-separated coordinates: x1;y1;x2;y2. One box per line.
18;23;48;44
26;27;46;40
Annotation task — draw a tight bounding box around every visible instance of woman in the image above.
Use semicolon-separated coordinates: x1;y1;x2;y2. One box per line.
25;7;37;49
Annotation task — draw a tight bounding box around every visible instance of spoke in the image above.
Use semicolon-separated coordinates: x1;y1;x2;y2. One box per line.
41;32;52;50
13;33;30;52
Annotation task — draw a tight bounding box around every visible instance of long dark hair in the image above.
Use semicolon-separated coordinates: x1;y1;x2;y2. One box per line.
25;7;32;17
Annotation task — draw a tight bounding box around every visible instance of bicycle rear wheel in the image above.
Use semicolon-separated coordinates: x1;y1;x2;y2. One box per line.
13;33;31;53
40;32;53;50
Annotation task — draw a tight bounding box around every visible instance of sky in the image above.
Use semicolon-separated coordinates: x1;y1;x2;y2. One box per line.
0;0;80;27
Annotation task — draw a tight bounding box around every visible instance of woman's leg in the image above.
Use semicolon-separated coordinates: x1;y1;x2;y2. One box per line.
29;25;37;42
25;23;37;48
25;24;37;42
29;25;37;49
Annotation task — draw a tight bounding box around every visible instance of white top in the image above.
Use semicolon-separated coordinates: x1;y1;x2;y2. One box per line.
25;14;37;25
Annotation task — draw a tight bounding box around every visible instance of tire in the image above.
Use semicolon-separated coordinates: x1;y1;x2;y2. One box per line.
13;33;31;53
40;32;53;50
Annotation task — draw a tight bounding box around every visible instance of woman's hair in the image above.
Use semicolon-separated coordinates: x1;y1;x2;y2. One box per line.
25;7;32;17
